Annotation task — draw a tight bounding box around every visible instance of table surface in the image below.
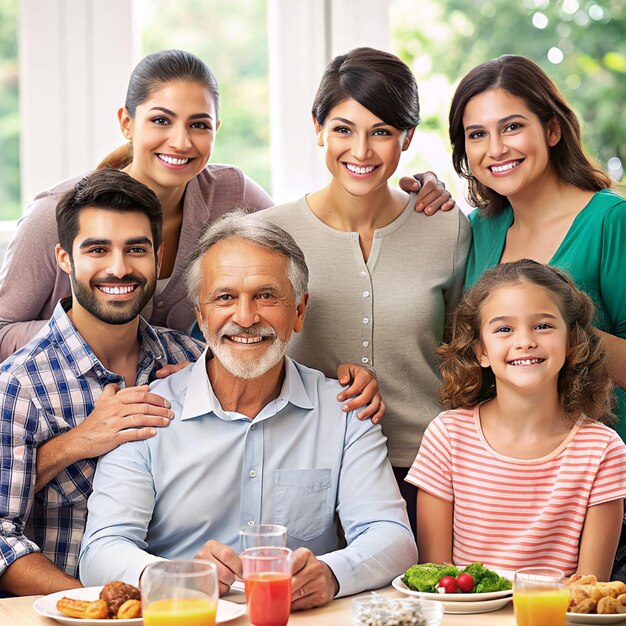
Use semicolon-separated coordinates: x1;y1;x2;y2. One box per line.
0;586;516;626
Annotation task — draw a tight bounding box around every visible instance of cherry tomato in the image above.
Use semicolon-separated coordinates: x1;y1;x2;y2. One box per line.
456;573;475;593
437;575;458;593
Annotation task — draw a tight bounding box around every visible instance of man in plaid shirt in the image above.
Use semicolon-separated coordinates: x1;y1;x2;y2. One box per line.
0;170;201;596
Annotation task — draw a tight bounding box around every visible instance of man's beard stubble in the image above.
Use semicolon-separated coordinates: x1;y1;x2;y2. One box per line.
70;270;155;325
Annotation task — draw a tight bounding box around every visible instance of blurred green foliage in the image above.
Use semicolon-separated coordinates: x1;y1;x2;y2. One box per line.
392;0;626;182
140;0;270;192
0;0;20;220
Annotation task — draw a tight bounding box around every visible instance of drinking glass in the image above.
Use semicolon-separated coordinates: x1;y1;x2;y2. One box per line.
241;547;292;626
141;559;218;626
240;523;288;550
513;567;569;626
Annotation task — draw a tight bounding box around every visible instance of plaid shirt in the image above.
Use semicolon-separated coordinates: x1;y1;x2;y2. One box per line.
0;300;202;578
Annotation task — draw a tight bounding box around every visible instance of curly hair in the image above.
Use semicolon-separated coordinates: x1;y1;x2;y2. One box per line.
439;260;615;424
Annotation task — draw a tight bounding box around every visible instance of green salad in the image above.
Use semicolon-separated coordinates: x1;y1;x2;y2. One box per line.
401;562;512;594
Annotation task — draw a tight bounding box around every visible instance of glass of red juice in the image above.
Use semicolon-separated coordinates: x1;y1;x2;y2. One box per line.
241;547;292;626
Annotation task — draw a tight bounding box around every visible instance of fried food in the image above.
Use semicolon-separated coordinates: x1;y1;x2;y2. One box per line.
56;597;107;619
84;600;109;619
117;599;142;619
567;575;626;614
56;581;142;620
598;594;626;614
99;580;141;618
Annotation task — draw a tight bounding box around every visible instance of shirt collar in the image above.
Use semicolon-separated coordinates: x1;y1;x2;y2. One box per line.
49;298;168;379
180;349;315;422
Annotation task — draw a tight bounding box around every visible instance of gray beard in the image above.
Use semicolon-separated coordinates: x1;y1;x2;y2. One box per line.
202;321;290;379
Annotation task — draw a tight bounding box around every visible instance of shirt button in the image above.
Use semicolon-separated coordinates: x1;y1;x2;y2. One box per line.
361;357;369;364
250;424;256;431
360;270;368;276
156;300;165;308
363;291;370;298
247;520;255;526
362;341;369;347
249;470;257;478
363;317;369;324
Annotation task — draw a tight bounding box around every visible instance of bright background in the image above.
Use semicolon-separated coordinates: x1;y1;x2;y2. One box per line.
1;0;625;255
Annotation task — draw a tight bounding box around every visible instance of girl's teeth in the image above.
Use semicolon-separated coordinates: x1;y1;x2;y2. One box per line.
510;358;542;366
159;155;190;166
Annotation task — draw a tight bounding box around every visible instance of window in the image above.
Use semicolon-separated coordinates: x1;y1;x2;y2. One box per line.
0;0;20;222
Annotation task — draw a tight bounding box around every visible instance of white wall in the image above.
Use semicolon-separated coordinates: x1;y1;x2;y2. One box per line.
267;0;391;203
19;0;134;204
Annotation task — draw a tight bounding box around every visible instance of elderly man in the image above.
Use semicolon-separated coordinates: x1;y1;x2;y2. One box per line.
79;211;416;608
0;170;201;596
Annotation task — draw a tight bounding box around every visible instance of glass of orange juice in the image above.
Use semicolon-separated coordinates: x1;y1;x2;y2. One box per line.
241;547;292;626
514;567;569;626
141;560;218;626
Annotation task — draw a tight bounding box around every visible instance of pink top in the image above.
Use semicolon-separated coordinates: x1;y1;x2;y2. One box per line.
0;165;272;360
406;406;626;575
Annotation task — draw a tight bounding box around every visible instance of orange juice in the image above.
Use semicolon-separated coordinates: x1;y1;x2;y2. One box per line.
143;597;217;626
514;589;569;626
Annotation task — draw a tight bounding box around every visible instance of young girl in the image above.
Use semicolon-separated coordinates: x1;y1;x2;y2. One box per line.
406;259;626;579
258;47;470;534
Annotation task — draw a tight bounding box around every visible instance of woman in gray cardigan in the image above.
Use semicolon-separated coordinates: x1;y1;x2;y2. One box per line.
258;47;471;535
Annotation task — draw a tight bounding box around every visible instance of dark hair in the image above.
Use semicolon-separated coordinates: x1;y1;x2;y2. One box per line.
311;47;420;131
449;55;611;217
56;168;163;255
439;259;615;424
185;209;309;306
99;49;219;170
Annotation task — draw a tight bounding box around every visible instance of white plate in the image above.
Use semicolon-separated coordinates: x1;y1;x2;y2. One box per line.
444;596;512;614
392;575;513;602
33;586;246;625
566;614;626;624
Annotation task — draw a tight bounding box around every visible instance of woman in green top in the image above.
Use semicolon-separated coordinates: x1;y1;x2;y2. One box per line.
448;54;626;439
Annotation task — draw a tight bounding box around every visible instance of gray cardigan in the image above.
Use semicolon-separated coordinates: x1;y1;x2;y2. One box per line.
258;195;471;466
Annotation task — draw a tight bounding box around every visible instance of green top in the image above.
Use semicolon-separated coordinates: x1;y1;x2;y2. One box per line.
466;189;626;438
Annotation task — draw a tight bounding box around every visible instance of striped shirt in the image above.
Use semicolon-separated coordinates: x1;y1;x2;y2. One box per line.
406;406;626;575
0;300;202;578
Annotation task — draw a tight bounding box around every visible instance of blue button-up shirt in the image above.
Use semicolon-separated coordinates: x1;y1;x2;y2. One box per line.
0;300;202;578
80;350;416;596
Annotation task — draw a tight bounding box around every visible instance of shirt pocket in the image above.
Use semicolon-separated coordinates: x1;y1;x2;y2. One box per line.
36;459;95;509
274;468;333;541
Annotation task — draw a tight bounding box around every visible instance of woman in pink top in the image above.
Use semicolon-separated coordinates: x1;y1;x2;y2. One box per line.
407;259;626;579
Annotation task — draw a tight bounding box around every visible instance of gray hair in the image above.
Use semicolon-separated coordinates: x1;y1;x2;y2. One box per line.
185;209;309;306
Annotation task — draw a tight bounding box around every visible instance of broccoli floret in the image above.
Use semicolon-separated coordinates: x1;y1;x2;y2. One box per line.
460;562;512;593
402;563;460;593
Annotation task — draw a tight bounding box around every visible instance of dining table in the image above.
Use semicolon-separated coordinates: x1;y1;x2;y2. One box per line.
0;585;516;626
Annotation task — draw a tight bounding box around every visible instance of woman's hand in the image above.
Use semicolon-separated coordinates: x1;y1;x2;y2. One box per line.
336;363;385;424
399;171;455;215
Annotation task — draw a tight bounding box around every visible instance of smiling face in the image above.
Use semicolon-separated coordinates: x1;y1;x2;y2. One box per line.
475;282;569;395
462;88;561;202
56;208;160;325
315;97;413;198
195;239;307;380
120;80;219;197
